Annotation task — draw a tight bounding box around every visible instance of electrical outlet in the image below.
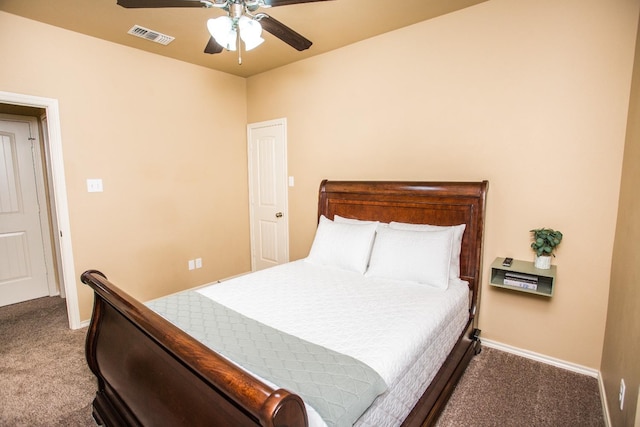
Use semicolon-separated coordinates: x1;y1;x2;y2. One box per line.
195;258;202;269
619;378;626;410
86;178;103;193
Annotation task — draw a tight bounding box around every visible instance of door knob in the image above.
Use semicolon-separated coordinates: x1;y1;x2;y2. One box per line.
275;212;283;218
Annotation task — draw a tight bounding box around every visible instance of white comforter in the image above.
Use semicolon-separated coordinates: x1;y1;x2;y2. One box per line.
196;260;469;426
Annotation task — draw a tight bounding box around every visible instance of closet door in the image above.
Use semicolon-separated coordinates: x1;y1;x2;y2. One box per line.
247;118;289;271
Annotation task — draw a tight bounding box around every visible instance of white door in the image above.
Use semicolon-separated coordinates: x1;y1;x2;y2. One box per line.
247;119;289;271
0;117;51;306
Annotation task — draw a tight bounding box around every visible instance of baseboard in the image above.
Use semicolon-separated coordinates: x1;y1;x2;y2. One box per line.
597;372;612;427
482;339;597;376
481;339;611;426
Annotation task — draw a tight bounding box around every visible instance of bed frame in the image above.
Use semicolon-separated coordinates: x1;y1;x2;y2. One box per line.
82;180;488;427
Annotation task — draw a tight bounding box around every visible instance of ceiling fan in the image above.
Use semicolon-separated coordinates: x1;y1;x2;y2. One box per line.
117;0;330;62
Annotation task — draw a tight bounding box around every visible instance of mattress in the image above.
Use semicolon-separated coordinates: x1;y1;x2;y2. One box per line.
190;260;470;427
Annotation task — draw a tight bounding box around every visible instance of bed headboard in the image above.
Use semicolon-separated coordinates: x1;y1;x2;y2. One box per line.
318;180;488;320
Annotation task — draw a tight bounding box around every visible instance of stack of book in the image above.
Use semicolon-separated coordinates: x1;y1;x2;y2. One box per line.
503;271;538;291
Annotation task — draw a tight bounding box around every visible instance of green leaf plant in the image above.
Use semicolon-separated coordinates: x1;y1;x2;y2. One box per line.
530;228;563;257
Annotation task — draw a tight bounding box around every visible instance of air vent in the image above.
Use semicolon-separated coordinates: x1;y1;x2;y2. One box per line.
127;25;175;46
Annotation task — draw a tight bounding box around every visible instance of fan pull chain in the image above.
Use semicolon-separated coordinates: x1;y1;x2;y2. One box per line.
237;29;242;65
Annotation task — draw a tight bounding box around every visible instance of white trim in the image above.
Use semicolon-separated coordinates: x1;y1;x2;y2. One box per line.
482;339;610;427
482;338;598;377
29;115;59;297
597;371;612;427
40;113;66;299
0;91;80;329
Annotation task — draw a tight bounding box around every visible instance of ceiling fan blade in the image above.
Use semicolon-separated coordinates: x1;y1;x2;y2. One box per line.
204;37;224;54
117;0;206;8
263;0;332;6
257;14;312;51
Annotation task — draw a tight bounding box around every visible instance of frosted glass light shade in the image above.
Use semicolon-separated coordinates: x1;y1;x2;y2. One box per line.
238;16;264;51
207;16;237;51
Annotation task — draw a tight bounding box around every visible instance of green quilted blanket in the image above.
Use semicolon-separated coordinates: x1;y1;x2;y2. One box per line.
147;291;387;427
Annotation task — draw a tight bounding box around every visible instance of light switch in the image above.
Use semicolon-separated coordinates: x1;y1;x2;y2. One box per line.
87;179;103;193
288;176;295;187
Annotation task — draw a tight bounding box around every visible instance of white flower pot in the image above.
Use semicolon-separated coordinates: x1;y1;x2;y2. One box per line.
534;255;552;269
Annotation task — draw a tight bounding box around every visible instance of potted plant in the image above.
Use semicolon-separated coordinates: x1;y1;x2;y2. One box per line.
530;228;563;269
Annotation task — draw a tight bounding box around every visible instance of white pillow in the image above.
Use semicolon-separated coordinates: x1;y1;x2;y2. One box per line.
389;221;466;280
334;215;388;232
365;226;454;289
305;215;378;274
333;214;379;225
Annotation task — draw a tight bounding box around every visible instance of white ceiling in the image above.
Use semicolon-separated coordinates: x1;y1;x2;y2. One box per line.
1;0;487;78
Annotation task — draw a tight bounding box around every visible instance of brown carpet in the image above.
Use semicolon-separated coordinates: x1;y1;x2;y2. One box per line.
0;296;95;426
0;297;605;426
435;346;605;426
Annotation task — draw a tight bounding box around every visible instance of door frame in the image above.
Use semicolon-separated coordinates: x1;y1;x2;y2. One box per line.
0;91;80;329
247;118;289;271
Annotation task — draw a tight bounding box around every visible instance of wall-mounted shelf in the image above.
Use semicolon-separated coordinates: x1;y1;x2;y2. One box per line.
490;257;556;297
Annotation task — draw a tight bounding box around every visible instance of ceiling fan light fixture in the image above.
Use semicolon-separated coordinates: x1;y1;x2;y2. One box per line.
238;16;264;51
118;0;316;64
207;16;237;51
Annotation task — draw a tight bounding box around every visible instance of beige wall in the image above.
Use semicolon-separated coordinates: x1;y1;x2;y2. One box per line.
601;8;640;426
0;12;251;320
247;0;639;369
2;0;639;389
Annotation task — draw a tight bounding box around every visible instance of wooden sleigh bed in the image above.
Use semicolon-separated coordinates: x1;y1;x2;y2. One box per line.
81;180;488;427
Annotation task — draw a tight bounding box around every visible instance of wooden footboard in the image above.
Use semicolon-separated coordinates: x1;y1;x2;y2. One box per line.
82;270;307;427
